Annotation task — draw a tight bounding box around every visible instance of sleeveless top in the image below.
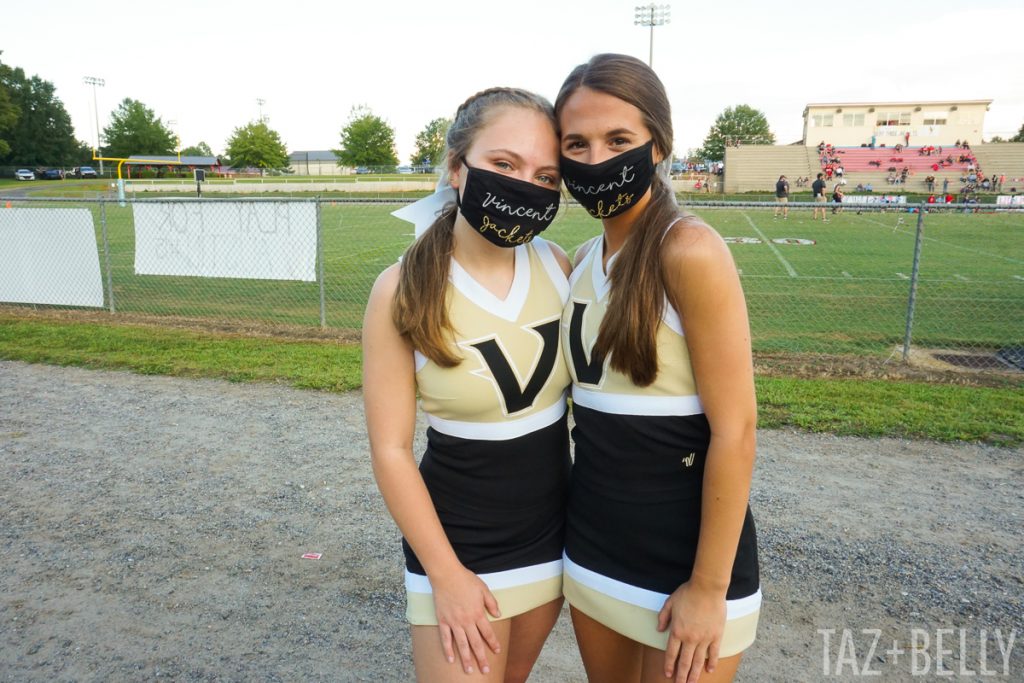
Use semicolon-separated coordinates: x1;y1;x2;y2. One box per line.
560;231;704;419
415;238;571;439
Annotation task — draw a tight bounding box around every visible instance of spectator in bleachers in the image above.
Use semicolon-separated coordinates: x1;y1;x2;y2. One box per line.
836;164;844;178
942;177;949;193
925;175;935;191
945;193;955;204
955;139;961;148
774;175;790;219
865;182;874;192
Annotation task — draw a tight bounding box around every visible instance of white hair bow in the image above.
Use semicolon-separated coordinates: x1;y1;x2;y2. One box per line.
391;183;458;238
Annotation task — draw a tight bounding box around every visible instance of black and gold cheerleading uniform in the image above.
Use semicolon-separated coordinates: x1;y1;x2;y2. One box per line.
559;230;761;655
404;238;572;624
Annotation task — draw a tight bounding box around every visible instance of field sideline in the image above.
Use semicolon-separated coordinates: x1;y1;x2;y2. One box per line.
3;193;1022;360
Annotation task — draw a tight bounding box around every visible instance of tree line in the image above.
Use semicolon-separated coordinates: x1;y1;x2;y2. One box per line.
0;52;451;172
3;52;1022;172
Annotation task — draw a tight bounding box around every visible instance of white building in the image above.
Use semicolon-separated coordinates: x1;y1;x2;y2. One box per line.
803;100;991;147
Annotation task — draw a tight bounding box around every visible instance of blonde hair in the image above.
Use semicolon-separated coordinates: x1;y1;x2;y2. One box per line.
392;87;556;367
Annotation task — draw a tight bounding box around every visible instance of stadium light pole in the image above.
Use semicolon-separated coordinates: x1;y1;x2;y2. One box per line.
83;76;105;176
634;4;671;68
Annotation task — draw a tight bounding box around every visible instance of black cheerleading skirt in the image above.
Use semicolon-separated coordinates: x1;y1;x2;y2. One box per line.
402;414;571;624
563;404;761;652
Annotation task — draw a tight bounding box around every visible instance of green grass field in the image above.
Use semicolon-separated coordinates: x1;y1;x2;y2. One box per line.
4;197;1023;362
3;195;1021;442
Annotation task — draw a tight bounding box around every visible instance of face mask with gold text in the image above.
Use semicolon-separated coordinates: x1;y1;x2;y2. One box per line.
560;140;656;219
456;162;560;248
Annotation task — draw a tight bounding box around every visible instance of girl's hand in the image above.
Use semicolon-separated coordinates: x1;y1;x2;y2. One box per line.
431;566;503;674
656;580;727;683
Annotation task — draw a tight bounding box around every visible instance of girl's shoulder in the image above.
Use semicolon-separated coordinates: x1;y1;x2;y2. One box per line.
571;234;602;269
661;216;730;270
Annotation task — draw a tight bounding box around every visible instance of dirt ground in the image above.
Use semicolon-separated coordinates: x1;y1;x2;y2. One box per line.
1;360;1021;682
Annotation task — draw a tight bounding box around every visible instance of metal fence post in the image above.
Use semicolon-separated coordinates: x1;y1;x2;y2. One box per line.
100;199;116;314
316;197;326;328
901;204;926;362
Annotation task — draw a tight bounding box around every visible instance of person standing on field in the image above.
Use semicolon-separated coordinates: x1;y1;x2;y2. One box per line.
774;175;789;219
812;172;828;222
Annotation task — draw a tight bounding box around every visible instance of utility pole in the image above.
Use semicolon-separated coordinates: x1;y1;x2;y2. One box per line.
83;76;105;176
634;4;671;68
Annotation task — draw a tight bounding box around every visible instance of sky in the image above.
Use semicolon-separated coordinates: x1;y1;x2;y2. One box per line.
2;0;1022;163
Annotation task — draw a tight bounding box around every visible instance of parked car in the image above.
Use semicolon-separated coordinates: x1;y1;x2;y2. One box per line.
354;166;372;175
396;165;414;175
670;160;684;175
15;169;35;181
69;166;98;178
40;168;65;180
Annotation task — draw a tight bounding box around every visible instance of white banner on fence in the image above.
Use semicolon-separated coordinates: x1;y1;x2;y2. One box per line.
996;195;1024;206
0;208;104;308
133;201;317;281
843;195;907;205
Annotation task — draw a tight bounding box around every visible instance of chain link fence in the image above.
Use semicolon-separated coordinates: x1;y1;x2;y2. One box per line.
1;195;1021;376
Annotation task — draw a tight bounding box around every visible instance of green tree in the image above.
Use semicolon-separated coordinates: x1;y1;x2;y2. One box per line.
334;106;398;168
102;98;177;158
411;116;451;167
697;104;776;161
1010;124;1024;143
0;55;79;165
0;81;17;159
73;139;95;165
224;121;288;174
180;141;214;157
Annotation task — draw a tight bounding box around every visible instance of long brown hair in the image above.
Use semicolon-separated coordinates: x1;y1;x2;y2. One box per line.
392;87;556;367
556;53;680;386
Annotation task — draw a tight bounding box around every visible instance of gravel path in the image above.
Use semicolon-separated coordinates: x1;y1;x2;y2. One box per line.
1;360;1021;682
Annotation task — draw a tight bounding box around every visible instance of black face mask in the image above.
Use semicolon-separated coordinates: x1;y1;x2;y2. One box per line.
560;140;656;219
456;163;560;248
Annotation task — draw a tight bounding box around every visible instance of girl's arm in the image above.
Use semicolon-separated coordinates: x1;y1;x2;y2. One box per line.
657;220;758;683
362;264;502;675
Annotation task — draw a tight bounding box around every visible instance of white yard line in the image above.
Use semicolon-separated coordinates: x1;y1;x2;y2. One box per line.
861;216;1024;265
742;212;798;278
